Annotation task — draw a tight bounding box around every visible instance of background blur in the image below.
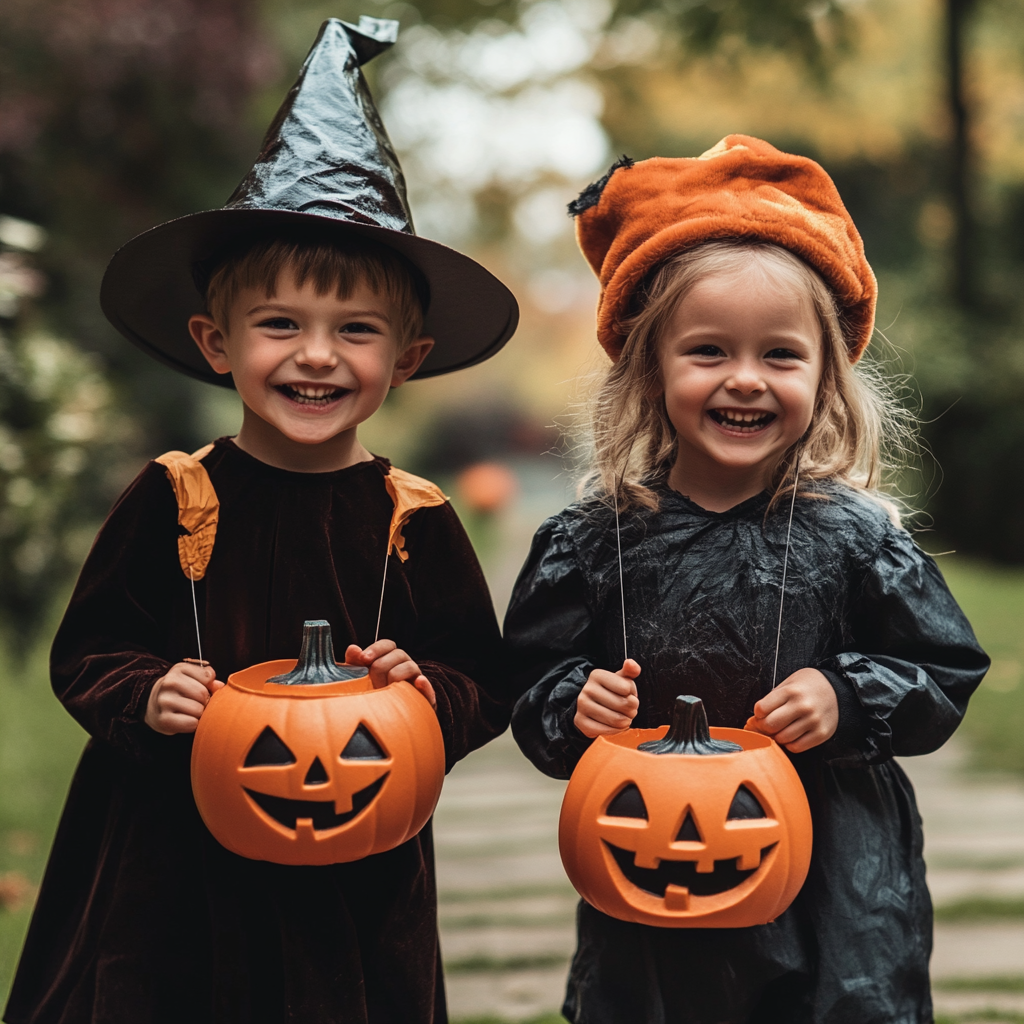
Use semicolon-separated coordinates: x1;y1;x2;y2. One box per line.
2;0;1024;1021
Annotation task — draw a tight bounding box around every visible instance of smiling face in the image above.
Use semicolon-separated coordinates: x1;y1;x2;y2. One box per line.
657;260;823;508
189;266;433;471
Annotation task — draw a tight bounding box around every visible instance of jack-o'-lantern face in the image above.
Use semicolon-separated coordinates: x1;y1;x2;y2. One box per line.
191;621;445;866
239;721;392;835
558;696;812;928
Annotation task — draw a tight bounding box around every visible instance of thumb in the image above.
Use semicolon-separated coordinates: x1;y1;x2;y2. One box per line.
619;659;642;680
344;643;365;665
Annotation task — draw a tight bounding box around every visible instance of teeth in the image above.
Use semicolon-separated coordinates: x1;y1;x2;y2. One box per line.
711;410;774;431
283;384;344;404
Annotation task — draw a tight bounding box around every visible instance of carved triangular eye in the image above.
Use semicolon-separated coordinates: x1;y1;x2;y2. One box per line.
675;810;701;841
341;724;387;761
606;783;648;819
728;785;767;820
304;757;329;785
244;727;297;767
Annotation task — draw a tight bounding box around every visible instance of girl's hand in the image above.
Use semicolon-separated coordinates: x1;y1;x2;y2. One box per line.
574;660;641;738
345;641;436;708
145;662;223;735
748;667;838;752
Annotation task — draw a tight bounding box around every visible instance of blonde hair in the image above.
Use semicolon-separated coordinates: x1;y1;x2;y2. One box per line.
204;232;427;349
581;240;913;520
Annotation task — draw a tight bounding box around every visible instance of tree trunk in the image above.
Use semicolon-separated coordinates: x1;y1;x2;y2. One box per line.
945;0;979;307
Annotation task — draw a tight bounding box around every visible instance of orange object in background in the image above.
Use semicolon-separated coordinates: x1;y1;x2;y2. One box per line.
558;695;812;928
456;461;518;514
191;622;445;866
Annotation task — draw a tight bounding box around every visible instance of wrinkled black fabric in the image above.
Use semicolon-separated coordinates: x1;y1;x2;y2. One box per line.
5;439;509;1024
505;482;989;1024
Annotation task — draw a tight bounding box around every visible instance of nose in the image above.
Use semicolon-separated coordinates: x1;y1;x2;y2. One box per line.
724;358;766;396
295;328;339;371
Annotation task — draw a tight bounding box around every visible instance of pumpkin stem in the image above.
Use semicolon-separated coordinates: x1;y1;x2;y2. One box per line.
267;620;368;685
637;695;742;755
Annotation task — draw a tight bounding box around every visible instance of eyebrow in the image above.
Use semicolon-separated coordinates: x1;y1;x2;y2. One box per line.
245;303;392;324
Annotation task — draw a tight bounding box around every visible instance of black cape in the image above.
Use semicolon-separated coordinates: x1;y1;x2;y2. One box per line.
505;482;988;1024
5;439;509;1024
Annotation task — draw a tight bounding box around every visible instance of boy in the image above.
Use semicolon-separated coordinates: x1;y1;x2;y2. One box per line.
5;18;518;1024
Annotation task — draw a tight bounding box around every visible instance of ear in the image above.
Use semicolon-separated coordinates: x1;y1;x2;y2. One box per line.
390;336;434;388
189;314;233;376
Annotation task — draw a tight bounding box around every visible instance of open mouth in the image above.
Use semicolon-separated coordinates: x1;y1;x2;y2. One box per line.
605;840;776;897
244;773;388;831
708;409;776;433
276;383;351;407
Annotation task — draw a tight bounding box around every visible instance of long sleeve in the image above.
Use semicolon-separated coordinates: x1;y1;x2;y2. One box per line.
820;522;989;766
403;502;511;771
505;517;597;779
49;462;181;761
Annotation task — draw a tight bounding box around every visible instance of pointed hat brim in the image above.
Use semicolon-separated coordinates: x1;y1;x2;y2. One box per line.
99;208;519;385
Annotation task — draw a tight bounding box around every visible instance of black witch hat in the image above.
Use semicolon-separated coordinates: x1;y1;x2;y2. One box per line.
100;17;519;385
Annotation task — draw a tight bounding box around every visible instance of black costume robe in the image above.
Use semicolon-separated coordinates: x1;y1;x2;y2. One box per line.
505;483;989;1024
5;439;508;1024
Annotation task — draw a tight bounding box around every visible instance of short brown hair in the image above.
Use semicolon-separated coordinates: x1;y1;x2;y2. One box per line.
203;231;428;348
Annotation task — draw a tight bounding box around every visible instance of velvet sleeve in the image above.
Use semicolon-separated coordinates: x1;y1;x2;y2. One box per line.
819;522;990;766
402;502;511;772
49;461;181;761
504;516;597;780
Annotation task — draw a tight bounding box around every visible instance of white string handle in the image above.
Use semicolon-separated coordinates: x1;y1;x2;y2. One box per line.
188;564;205;666
770;452;802;689
613;482;628;664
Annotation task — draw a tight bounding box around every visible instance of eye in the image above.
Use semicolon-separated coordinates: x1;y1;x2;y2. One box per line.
606;783;648;819
256;317;298;331
341;724;387;760
687;344;725;358
727;785;767;820
765;347;800;361
675;809;702;841
244;727;297;767
340;321;381;335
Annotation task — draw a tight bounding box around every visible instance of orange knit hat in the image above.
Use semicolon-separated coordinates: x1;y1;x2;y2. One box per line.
571;135;877;363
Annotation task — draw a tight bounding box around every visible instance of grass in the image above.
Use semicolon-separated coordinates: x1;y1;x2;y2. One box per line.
935;976;1024;992
934;897;1024;923
445;954;571;975
938;556;1024;776
936;1014;1024;1024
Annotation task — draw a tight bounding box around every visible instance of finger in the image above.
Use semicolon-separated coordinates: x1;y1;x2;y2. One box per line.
345;644;364;664
581;684;638;716
414;675;436;708
157;713;201;735
783;728;824;753
574;711;630;738
752;687;789;719
360;639;398;662
591;670;638;697
164;679;215;705
620;659;642;679
773;716;816;747
210;678;226;691
159;691;208;717
386;660;423;685
578;694;635;729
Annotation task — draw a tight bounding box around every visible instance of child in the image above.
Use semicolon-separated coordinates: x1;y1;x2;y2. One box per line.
5;18;517;1024
505;137;989;1024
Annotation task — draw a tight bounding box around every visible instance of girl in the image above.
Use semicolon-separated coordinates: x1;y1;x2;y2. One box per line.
505;136;989;1024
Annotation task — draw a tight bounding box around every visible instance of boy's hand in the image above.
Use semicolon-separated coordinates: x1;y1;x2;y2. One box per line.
145;662;223;735
345;641;436;708
747;668;838;752
574;660;641;738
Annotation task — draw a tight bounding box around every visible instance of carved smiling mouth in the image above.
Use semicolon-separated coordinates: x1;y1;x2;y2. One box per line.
244;773;388;831
605;840;777;897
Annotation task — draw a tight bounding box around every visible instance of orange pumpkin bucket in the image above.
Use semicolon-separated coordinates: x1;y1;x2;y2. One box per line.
558;695;812;928
191;620;445;865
